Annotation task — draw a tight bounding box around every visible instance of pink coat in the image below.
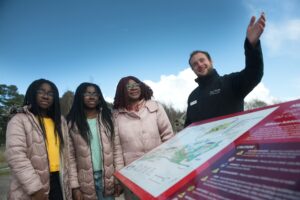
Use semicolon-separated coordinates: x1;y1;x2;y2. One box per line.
113;100;174;168
5;107;72;200
68;114;118;199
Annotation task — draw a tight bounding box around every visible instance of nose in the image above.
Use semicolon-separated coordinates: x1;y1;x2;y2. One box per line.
89;96;97;100
129;88;139;92
41;94;50;99
197;61;205;68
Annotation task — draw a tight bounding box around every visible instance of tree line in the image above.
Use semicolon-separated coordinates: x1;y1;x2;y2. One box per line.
0;83;273;145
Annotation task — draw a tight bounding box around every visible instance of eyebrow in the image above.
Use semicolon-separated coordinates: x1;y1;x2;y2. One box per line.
38;89;54;92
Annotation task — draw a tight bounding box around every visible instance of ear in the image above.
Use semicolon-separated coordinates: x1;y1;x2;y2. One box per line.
210;59;214;68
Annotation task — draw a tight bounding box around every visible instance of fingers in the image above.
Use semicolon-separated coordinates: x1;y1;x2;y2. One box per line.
260;12;266;21
258;12;266;23
248;16;256;27
249;12;266;28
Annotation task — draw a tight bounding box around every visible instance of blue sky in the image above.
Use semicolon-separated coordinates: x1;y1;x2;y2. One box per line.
1;0;300;111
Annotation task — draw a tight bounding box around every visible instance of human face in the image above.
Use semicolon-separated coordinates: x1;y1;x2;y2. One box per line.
36;83;54;111
83;86;100;109
126;79;141;101
190;52;213;77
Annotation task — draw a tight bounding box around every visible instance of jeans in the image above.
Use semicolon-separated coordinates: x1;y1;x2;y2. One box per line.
94;170;115;200
49;171;63;200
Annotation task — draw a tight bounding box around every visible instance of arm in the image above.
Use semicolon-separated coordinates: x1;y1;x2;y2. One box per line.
156;103;174;142
113;115;125;171
112;115;125;196
230;13;266;98
184;99;192;128
67;127;84;200
67;128;80;189
5;115;44;196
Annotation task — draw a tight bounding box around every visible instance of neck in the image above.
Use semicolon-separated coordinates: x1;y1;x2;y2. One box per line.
129;99;140;107
85;108;98;119
39;110;49;118
127;99;144;111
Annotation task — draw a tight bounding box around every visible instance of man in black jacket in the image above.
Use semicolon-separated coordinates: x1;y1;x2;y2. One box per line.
185;13;266;127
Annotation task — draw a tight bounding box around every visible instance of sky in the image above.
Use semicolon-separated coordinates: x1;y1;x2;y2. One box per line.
1;0;300;111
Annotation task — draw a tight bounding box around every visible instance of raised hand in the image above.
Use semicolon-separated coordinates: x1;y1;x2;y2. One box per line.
247;12;266;47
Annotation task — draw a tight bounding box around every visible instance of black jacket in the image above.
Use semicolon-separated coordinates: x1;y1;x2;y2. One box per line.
185;39;264;127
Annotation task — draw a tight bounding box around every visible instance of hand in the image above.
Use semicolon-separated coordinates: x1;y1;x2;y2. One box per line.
72;188;84;200
114;184;123;197
247;12;266;47
31;189;47;200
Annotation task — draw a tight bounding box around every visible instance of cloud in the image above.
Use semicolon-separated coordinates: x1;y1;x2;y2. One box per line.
245;83;277;104
144;68;197;111
103;68;198;110
243;0;300;57
264;19;300;56
105;96;114;104
144;68;277;111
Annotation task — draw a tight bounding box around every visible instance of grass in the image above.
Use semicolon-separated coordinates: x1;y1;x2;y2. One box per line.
0;146;6;165
0;146;9;175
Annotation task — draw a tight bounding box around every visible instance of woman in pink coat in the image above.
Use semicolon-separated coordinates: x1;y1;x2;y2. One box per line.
113;76;174;200
67;83;117;200
5;79;72;200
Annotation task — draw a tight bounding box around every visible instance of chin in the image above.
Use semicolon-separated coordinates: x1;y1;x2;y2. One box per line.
197;73;208;77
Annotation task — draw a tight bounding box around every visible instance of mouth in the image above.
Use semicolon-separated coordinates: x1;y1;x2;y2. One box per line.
86;101;98;106
197;65;206;71
129;92;139;96
197;68;208;75
40;101;49;105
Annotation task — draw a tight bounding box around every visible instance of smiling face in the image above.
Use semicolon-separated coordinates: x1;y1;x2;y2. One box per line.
126;79;141;101
83;86;100;110
190;52;213;77
36;83;54;114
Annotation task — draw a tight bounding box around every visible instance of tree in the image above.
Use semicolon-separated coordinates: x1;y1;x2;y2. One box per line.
0;84;24;145
60;90;74;117
244;99;268;110
59;90;114;117
161;103;186;133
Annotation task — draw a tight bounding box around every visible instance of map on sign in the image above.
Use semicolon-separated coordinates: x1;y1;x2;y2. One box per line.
118;107;278;197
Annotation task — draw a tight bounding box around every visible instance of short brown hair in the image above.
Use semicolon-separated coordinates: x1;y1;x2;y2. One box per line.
189;50;211;67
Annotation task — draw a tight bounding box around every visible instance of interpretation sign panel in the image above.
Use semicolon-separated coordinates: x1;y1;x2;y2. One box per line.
115;99;300;200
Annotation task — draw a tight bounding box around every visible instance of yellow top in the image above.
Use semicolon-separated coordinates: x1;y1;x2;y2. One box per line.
43;117;60;172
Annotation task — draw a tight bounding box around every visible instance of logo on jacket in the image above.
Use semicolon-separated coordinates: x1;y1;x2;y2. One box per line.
209;89;221;96
190;100;197;106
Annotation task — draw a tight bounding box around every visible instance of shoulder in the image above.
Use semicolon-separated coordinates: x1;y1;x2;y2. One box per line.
145;100;162;112
9;113;28;124
6;113;32;133
112;109;121;119
188;86;200;101
222;71;242;84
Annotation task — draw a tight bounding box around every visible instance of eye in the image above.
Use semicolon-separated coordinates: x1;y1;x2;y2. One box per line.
199;58;205;62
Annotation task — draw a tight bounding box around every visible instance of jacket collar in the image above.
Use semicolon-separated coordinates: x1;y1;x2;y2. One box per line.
195;69;219;87
117;100;158;114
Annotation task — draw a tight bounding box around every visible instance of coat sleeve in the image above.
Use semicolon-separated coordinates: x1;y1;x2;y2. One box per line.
67;126;80;189
112;114;125;171
184;99;192;127
5;115;43;195
229;38;264;98
156;103;174;142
